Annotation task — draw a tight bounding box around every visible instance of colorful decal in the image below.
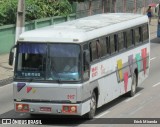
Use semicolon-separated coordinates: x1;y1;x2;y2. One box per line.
123;72;128;93
32;89;36;94
100;65;106;75
116;48;148;85
141;48;147;75
117;59;123;81
17;83;26;92
91;66;98;78
136;53;141;72
128;55;133;75
27;87;32;93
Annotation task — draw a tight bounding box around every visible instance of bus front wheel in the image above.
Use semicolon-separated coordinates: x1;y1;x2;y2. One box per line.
86;92;97;119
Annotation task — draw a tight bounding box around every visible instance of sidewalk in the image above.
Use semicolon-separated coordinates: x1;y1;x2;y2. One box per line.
149;17;158;39
0;54;13;85
0;18;158;85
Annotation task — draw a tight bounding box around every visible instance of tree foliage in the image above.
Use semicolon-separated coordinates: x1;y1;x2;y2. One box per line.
0;0;73;26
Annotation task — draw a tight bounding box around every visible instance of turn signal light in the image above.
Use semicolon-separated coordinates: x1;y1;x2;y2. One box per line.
16;103;29;112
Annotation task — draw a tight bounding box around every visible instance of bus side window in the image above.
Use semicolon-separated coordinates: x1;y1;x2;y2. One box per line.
110;34;116;54
106;36;110;55
126;29;134;48
90;41;97;61
99;37;107;57
118;32;125;51
96;40;102;58
83;43;90;80
134;27;142;45
123;32;127;48
142;24;149;42
139;27;143;42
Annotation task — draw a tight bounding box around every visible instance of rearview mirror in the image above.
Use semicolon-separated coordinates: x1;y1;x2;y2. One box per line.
9;45;17;66
9;51;14;66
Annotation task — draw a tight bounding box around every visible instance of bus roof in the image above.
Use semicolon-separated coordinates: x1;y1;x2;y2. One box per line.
19;13;148;43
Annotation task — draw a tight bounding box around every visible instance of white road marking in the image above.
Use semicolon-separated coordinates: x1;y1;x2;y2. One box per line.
125;93;141;102
95;110;110;118
150;57;156;61
152;82;160;87
129;106;144;115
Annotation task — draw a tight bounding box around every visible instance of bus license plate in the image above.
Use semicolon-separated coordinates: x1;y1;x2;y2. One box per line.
40;107;51;112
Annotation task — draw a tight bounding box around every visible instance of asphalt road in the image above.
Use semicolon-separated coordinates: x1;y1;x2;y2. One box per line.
0;38;160;127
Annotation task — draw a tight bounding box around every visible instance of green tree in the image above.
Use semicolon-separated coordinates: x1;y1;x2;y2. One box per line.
0;0;17;25
0;0;73;26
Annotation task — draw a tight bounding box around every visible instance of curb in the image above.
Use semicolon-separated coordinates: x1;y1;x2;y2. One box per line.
0;77;13;86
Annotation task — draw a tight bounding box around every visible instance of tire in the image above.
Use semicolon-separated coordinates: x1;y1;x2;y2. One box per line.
129;73;137;97
85;92;97;119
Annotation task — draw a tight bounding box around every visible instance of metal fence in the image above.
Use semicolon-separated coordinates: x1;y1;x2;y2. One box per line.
0;14;76;54
75;0;160;18
1;0;160;54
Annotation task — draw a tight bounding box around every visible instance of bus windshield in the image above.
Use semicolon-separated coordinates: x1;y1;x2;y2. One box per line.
15;43;81;82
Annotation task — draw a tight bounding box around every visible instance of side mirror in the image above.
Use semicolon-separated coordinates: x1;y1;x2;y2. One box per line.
8;45;17;66
9;51;14;66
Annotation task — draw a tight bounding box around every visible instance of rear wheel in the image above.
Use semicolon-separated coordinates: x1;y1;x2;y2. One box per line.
86;92;97;119
129;73;137;97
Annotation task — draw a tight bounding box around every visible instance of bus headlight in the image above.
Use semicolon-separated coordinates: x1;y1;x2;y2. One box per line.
16;103;29;112
62;105;77;113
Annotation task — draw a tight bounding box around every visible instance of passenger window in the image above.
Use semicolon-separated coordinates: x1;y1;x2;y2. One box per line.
126;29;134;47
118;32;125;51
134;27;142;45
100;37;107;57
110;35;115;54
139;27;142;42
110;34;118;54
90;40;102;61
83;43;90;80
96;40;102;58
142;24;149;42
90;41;97;61
106;37;110;55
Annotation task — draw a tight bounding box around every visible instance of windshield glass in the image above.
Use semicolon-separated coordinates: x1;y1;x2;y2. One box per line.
15;43;81;82
47;44;81;81
15;43;47;80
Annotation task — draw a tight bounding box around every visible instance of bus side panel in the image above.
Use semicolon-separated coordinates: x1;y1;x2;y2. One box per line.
97;74;121;108
89;43;150;108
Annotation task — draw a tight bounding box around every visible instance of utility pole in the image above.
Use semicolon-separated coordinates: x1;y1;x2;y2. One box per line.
13;0;25;69
15;0;25;44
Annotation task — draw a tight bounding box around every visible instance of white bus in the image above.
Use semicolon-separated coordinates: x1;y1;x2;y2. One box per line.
9;13;150;119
